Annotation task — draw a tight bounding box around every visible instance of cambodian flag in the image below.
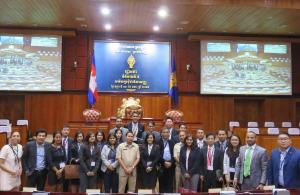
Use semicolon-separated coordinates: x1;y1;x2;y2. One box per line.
88;53;98;106
169;55;179;107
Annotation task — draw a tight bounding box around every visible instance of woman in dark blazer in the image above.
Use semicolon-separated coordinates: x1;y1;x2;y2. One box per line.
48;131;67;192
69;130;84;192
140;132;161;192
179;134;201;192
96;129;106;190
79;132;101;193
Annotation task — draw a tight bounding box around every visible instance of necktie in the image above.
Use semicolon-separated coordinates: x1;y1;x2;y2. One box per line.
244;147;252;177
207;147;212;167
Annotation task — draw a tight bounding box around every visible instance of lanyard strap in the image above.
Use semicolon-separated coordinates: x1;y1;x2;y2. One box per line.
9;144;19;164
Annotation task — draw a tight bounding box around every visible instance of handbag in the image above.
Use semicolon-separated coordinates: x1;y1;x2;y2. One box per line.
64;164;80;179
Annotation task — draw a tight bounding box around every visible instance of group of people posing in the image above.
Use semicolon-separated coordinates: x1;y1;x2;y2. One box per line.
0;113;300;193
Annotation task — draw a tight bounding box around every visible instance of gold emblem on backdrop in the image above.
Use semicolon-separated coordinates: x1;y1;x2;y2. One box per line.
127;54;136;69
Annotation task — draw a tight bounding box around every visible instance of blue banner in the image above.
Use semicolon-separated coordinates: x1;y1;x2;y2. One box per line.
94;41;170;93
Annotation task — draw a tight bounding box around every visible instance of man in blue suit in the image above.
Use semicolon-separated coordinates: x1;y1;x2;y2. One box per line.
267;132;300;188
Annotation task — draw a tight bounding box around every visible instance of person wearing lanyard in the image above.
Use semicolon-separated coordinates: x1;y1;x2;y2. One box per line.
234;131;268;191
173;130;186;192
179;134;201;192
200;133;224;192
0;131;23;191
267;132;300;188
61;125;74;192
79;132;100;193
140;132;161;192
223;134;241;186
101;133;119;193
69;130;84;192
158;127;175;193
48;131;67;192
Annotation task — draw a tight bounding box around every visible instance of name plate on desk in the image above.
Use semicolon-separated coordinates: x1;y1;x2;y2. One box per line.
273;189;290;195
32;191;49;195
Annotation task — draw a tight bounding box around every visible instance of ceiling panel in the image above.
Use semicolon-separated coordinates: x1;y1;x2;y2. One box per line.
0;0;300;36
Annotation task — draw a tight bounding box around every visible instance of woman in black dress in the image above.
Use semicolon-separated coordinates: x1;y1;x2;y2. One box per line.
140;132;160;192
79;131;101;193
69;130;84;192
114;129;123;145
179;134;201;192
48;131;67;192
96;129;106;190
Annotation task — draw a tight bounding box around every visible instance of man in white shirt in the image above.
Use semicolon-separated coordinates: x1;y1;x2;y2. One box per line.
173;130;186;192
200;133;223;192
164;117;179;143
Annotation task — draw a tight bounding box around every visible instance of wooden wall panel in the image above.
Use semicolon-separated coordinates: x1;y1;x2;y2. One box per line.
234;98;265;127
0;95;24;125
264;98;294;127
25;94;87;134
178;96;234;131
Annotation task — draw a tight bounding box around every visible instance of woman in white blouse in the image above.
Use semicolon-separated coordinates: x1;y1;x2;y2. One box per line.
0;131;23;191
223;134;241;185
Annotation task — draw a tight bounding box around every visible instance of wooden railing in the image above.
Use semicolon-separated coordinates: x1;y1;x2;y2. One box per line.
233;127;300;155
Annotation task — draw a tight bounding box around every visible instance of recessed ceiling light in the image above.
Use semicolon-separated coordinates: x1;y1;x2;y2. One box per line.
176;27;184;31
104;24;112;30
158;7;168;18
153;25;160;31
101;7;110;16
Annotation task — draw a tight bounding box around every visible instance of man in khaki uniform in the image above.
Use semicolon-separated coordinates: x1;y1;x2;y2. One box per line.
173;130;186;192
116;131;140;193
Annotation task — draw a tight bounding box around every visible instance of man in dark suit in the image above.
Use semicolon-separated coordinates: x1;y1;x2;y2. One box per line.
124;112;145;144
214;129;228;152
109;117;128;142
200;133;224;192
61;125;74;192
196;128;207;149
22;128;51;191
164;117;179;143
267;132;300;188
158;127;175;193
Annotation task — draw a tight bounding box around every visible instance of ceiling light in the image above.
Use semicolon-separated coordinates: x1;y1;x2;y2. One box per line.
153;25;160;31
101;7;110;16
158;8;168;18
104;24;112;30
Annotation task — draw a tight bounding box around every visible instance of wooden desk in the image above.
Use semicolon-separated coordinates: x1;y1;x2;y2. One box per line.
233;127;300;155
68;118;203;138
